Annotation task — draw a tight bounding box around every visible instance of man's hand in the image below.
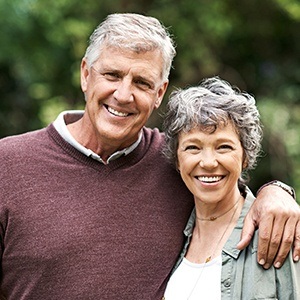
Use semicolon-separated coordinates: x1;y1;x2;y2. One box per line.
237;184;300;269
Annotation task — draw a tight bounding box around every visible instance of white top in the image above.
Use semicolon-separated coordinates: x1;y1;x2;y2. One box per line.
164;256;222;300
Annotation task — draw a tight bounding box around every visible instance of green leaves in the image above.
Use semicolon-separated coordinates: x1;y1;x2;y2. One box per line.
0;0;299;196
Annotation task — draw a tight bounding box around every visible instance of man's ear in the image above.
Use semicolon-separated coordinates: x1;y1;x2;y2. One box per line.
154;80;169;109
80;58;90;93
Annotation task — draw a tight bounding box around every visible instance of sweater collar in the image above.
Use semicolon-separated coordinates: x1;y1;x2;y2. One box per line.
53;110;142;164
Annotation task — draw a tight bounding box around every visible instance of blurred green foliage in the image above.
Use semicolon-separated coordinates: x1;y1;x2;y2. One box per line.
0;0;299;197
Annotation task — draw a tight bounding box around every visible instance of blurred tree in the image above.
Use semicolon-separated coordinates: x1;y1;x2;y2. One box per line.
0;0;299;196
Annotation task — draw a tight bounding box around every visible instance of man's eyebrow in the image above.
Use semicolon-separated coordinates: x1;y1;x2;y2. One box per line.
98;65;158;87
100;66;122;74
134;75;154;84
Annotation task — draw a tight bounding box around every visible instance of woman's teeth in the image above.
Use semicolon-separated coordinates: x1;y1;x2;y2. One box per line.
198;176;222;183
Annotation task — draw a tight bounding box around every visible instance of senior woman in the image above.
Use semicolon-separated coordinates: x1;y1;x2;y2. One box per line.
162;77;300;299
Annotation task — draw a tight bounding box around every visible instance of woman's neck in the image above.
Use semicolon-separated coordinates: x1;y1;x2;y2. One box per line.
194;188;242;221
187;194;244;264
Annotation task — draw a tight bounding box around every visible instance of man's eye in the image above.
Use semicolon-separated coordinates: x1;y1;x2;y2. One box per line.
104;73;120;80
135;80;152;89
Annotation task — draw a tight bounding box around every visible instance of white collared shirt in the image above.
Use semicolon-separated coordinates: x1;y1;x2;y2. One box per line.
53;110;142;164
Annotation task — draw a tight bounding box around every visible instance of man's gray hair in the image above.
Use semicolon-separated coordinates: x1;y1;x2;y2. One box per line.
163;76;263;178
84;13;176;81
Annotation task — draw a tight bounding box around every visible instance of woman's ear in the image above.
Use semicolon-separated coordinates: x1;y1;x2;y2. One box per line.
242;150;248;169
242;158;248;169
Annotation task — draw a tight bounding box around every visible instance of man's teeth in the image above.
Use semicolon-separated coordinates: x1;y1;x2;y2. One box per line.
198;176;222;183
107;106;129;117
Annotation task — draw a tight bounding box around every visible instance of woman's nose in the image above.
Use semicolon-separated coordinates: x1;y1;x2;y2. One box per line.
199;152;218;169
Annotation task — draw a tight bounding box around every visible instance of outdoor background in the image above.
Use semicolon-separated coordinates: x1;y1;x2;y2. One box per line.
0;0;299;198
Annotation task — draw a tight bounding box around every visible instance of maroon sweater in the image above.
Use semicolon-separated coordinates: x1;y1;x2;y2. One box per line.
0;124;193;299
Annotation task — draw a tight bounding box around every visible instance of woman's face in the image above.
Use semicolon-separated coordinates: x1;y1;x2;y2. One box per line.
177;122;245;205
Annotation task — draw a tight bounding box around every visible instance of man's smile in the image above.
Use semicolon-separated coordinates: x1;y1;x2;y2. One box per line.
105;105;131;117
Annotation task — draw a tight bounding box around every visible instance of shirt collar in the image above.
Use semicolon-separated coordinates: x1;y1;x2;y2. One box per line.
53;110;142;164
222;189;255;259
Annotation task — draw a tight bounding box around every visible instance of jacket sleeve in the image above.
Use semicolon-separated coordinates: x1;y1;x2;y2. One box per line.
276;252;300;299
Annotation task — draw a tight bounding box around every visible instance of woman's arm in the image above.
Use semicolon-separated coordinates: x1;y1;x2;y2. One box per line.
237;182;300;269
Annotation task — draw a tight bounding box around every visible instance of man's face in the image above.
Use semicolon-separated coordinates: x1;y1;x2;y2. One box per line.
80;46;168;151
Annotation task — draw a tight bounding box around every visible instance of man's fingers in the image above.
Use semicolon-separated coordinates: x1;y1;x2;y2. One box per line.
261;212;298;269
266;215;294;269
256;216;273;268
237;188;300;269
271;216;295;268
293;221;300;262
237;211;256;250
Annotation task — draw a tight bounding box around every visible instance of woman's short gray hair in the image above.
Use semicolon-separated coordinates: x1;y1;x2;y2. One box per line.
163;77;263;176
84;13;176;81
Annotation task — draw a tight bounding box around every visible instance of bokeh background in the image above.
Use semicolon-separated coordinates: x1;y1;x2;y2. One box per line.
0;0;299;198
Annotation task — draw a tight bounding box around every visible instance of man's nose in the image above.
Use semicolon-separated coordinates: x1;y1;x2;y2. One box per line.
113;79;134;103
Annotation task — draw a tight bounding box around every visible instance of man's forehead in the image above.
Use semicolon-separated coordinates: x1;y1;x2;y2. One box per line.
97;47;164;79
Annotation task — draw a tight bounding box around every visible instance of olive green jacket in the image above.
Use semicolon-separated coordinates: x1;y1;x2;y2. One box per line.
172;188;300;299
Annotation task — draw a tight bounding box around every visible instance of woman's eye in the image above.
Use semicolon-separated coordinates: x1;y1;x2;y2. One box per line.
218;144;233;150
184;145;199;151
